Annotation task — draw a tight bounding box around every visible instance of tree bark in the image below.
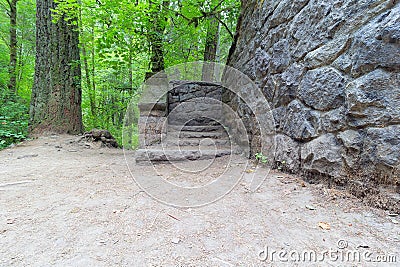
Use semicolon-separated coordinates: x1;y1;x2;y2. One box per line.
8;0;18;94
148;0;169;75
29;0;83;134
202;14;220;81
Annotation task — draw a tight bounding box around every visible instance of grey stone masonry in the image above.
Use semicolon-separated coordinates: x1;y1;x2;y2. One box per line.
136;81;233;163
226;0;400;210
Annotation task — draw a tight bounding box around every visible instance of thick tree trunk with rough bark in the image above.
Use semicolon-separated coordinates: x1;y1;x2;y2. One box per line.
8;0;18;94
29;0;83;134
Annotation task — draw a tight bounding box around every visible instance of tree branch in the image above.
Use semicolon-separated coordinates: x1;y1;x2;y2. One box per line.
164;3;236;27
214;14;233;39
211;0;225;13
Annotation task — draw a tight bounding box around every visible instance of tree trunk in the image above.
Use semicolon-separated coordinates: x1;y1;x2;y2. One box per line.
202;14;220;81
129;48;133;90
29;0;83;134
148;0;169;75
8;0;18;94
79;3;96;124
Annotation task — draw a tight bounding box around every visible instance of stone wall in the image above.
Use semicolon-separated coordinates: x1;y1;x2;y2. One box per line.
227;0;400;194
138;81;224;148
168;81;223;126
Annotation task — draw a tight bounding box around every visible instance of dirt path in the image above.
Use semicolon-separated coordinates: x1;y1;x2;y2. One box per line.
0;135;399;266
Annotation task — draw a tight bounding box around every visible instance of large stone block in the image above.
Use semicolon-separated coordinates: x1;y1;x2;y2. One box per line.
274;134;300;173
321;107;347;133
270;63;305;108
338;130;364;169
350;7;400;76
281;100;321;141
298;67;346;111
269;39;291;74
346;69;400;127
301;134;344;178
362;126;400;174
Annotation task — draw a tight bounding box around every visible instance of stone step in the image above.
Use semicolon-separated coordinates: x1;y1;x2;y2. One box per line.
168;119;221;126
164;138;230;147
167;130;228;139
168;125;224;132
135;147;231;163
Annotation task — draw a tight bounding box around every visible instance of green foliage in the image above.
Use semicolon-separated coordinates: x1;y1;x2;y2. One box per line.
1;0;240;149
0;90;29;149
0;0;34;150
255;152;268;164
0;0;36;98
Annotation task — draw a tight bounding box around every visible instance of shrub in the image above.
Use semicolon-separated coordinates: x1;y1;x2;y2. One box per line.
0;90;29;149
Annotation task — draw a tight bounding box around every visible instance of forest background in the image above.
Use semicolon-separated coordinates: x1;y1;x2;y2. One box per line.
0;0;240;149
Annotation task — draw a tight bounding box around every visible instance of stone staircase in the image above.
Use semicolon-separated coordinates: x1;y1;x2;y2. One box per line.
135;124;232;163
135;81;234;163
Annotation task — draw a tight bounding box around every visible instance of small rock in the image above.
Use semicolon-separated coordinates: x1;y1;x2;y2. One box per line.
171;237;181;244
306;205;316;210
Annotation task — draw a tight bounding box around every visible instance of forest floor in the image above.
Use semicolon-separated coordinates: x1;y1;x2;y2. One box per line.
0;135;399;266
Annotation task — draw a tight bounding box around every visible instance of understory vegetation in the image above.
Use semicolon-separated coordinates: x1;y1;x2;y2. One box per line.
0;0;240;149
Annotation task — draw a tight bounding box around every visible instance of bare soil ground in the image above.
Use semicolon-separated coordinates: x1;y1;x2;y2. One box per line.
0;135;399;266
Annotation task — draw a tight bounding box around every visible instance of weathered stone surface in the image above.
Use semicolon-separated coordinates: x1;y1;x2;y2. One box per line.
268;0;310;28
338;130;364;169
298;67;346;111
138;81;233;162
255;48;271;80
301;134;343;178
321;107;347;132
350;8;400;76
281;100;321;141
269;39;291;74
346;69;400;127
270;63;305;108
304;37;351;69
135;148;231;163
362;126;400;175
274;134;300;173
227;0;400;189
168;82;223;126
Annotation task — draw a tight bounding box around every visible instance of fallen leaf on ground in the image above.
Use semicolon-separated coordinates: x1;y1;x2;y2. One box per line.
318;222;331;230
70;207;80;213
